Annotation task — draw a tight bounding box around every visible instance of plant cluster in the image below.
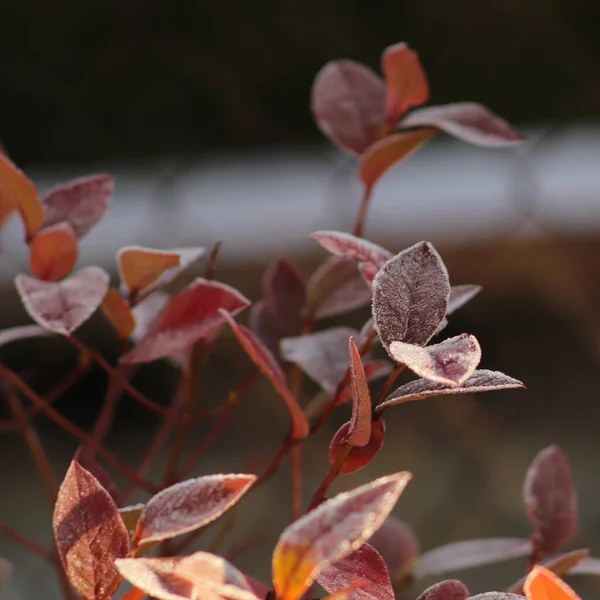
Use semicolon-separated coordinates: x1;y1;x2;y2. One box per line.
0;42;596;600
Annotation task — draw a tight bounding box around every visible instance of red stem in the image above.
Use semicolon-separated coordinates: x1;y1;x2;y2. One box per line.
353;186;373;238
0;521;53;560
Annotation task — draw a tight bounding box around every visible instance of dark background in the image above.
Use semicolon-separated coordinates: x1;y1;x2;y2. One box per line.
2;1;600;598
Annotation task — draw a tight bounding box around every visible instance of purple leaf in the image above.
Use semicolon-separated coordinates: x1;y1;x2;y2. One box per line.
307;256;372;319
388;334;481;387
401;103;523;147
15;266;110;336
133;474;256;545
416;580;470;600
447;285;482;316
368;515;420;577
377;370;525;412
317;543;394;600
414;538;532;578
523;445;578;557
41;174;114;239
372;241;450;353
312;60;386;155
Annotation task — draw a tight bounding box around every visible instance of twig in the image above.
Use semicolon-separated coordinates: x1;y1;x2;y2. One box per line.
0;521;53;560
292;444;303;519
307;444;352;512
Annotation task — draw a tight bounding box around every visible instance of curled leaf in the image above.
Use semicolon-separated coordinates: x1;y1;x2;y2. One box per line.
133;474;256;545
15;266;110;336
388;334;482;387
29;222;78;281
312;60;386;155
41;174;114;238
523;445;578;557
346;337;372;447
121;278;250;364
381;42;429;123
101;286;136;340
317;543;394;600
372;241;450;352
220;310;309;439
377;370;525;412
359;130;435;191
329;418;385;474
53;461;129;600
272;472;412;600
401;103;523;147
416;580;469;600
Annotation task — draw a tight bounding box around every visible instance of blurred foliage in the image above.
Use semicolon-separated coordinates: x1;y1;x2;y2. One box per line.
1;0;600;165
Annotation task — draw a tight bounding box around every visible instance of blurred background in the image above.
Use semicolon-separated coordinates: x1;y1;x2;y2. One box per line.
2;1;600;598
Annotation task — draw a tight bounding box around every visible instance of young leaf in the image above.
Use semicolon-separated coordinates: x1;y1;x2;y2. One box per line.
0;152;42;239
523;565;580;600
317;543;394;600
523;445;578;557
15;266;110;336
280;327;357;394
447;285;482;316
272;472;412;600
53;461;130;600
388;334;482;387
307;256;372;319
377;370;525;412
133;474;256;545
220;310;309;439
359;130;435;191
337;361;392;406
41;174;114;238
73;446;124;507
312;60;386;155
0;325;53;350
120;278;250;364
116;552;259;600
368;515;419;577
329;418;385;474
372;241;450;352
101;286;136;340
310;231;391;286
347;337;372;447
29;222;78;281
414;538;532;579
416;580;469;600
400;103;523;147
381;43;429;123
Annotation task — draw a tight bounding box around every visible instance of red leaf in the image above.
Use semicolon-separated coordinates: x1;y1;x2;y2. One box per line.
307;257;372;319
401;103;523;147
41;174;114;239
29;222;79;281
101;286;136;340
337;361;392;406
272;472;412;600
317;543;394;600
0;152;42;239
73;447;124;507
347;337;372;447
523;445;578;557
388;334;482;387
368;516;419;577
312;60;386;155
220;310;309;440
311;231;392;287
121;278;250;364
249;258;306;355
115;552;259;600
372;241;450;352
53;461;130;600
416;580;469;600
329;418;385;474
414;538;532;579
377;370;525;412
523;565;581;600
15;266;110;336
133;474;256;545
381;43;429;123
0;325;53;349
358;130;435;191
280;327;358;394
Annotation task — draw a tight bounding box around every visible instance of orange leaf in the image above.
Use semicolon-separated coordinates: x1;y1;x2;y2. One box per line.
359;130;435;191
381;43;429;123
121;588;147;600
524;565;581;600
0;153;42;238
29;222;78;281
118;246;181;297
102;287;136;340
